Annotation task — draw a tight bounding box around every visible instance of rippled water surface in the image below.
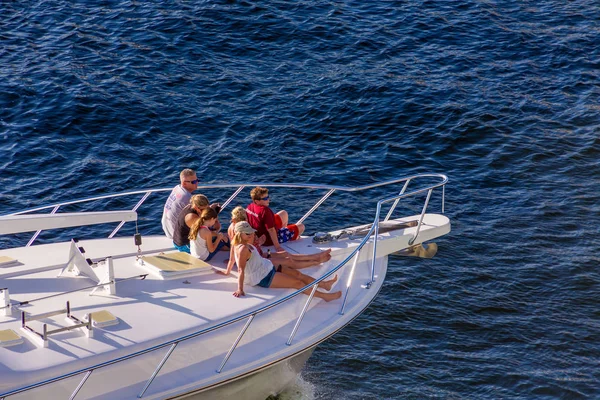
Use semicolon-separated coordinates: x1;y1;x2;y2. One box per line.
1;1;599;399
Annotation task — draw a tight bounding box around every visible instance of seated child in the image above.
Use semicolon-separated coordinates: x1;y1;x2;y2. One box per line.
189;208;229;262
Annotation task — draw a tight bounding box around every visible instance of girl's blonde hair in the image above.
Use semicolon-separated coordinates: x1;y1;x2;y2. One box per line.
231;231;252;246
231;206;247;222
190;194;209;208
188;207;218;240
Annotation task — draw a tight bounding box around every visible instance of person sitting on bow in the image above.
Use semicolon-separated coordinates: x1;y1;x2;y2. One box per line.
245;187;304;252
218;221;340;302
161;168;199;239
189;207;229;262
172;194;222;253
223;206;330;273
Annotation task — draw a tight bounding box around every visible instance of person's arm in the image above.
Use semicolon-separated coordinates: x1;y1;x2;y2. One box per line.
215;224;236;275
214;246;235;275
267;227;284;252
233;245;248;297
214;219;222;232
185;213;198;228
204;229;224;253
223;245;236;274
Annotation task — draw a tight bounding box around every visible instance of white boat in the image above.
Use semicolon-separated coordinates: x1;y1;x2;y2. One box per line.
0;174;450;399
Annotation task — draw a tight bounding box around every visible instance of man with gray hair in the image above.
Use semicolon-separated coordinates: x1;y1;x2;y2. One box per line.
161;168;199;239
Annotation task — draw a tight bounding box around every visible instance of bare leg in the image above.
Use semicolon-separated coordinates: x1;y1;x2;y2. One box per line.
296;222;305;235
280;266;338;291
270;255;309;269
276;210;289;226
289;248;331;263
269;272;342;302
270;254;321;270
271;249;331;261
268;249;331;270
288;259;322;269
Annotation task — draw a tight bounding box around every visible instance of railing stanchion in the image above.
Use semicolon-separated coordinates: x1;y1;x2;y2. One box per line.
367;204;382;287
137;343;178;398
340;250;361;315
384;180;410;221
69;370;93;400
408;188;433;246
442;184;445;214
287;285;318;345
296;189;336;225
27;205;60;247
221;186;246;212
217;315;255;373
109;191;152;238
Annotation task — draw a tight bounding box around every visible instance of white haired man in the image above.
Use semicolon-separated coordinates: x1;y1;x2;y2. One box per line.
161;168;199;239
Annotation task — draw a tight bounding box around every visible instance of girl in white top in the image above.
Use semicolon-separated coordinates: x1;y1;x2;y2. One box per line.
217;221;341;302
224;206;333;274
189;207;229;262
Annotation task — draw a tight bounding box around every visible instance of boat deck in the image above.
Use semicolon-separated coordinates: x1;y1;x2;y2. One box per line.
0;213;450;398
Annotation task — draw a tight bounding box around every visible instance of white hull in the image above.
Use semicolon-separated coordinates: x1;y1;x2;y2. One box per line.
175;347;315;400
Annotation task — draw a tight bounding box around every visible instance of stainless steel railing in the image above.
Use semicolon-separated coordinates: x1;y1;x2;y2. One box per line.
0;173;448;399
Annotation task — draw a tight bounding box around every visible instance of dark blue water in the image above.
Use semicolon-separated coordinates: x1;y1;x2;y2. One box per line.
1;1;599;399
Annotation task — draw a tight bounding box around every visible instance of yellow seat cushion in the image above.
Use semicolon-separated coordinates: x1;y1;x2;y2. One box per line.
0;329;23;347
90;310;119;327
143;252;212;272
0;256;19;267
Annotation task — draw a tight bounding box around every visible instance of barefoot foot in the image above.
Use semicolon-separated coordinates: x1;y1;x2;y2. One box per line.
322;290;342;302
318;249;332;262
319;275;338;291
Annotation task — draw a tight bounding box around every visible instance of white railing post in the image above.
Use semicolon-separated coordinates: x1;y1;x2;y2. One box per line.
442;184;445;214
296;189;336;225
109;191;152;238
217;315;255;373
286;285;318;345
365;204;382;289
340;250;361;315
408;188;433;246
384;179;410;221
138;343;178;398
221;186;246;212
69;370;93;400
27;205;60;246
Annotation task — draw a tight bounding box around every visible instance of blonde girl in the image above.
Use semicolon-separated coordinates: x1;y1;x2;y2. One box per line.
189;207;229;262
219;222;341;302
224;206;332;272
224;207;251;273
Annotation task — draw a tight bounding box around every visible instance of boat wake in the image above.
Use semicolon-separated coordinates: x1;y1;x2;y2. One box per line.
269;374;315;400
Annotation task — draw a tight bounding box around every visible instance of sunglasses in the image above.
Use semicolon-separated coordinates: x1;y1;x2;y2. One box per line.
185;179;199;184
260;196;270;201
